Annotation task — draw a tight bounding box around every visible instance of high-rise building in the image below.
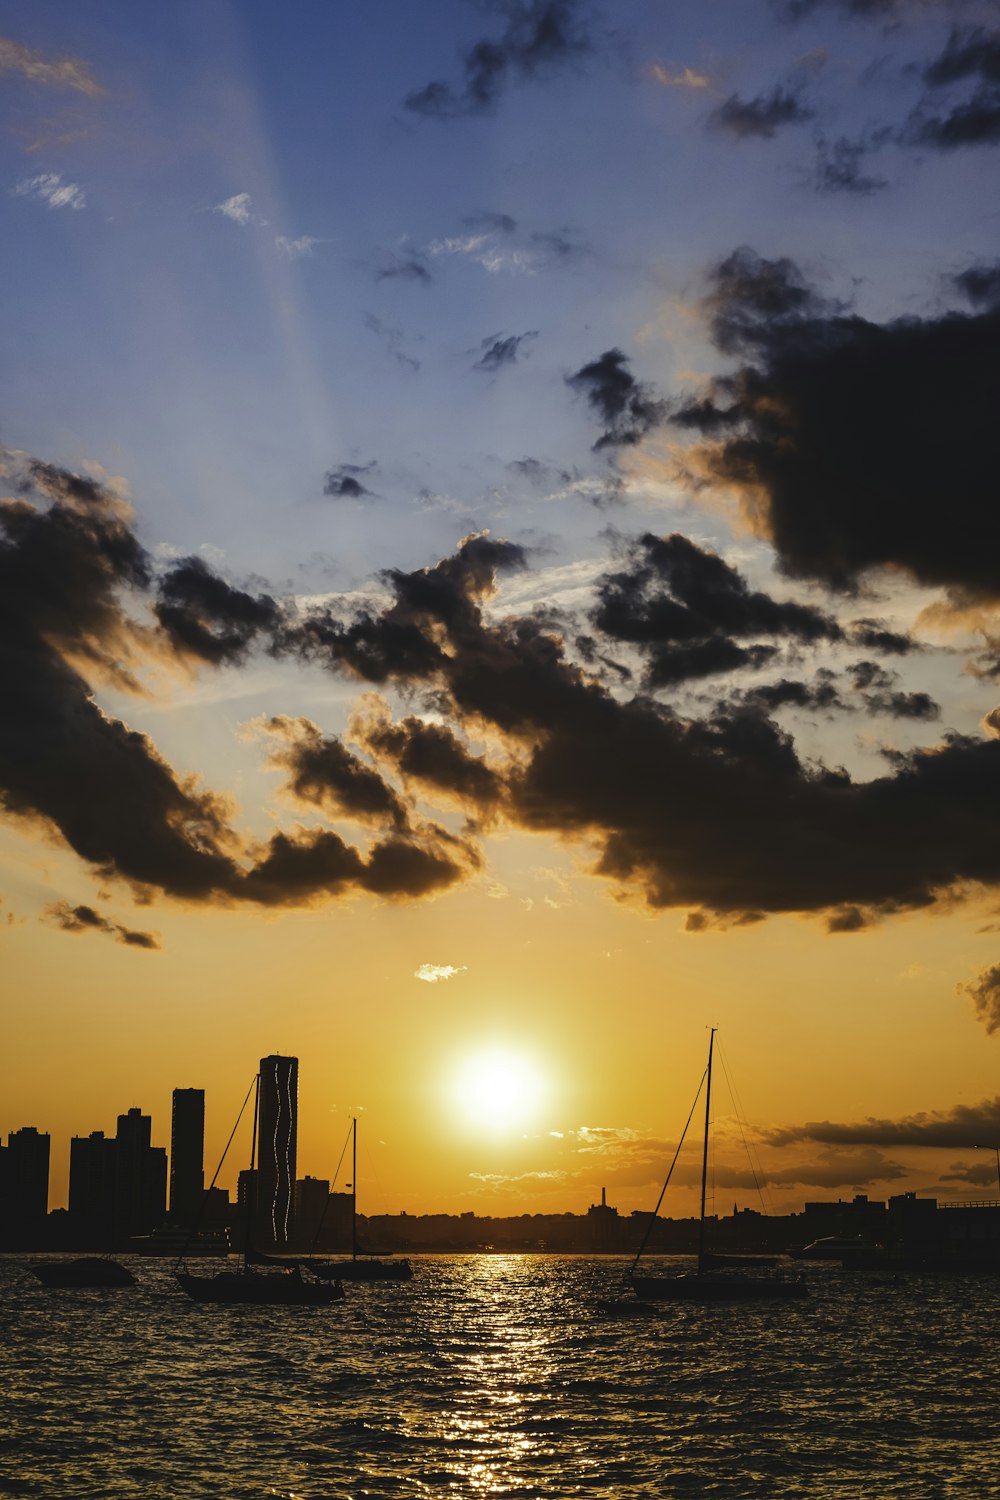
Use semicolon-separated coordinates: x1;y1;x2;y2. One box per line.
69;1131;117;1247
114;1107;167;1244
0;1127;50;1242
256;1054;297;1249
169;1088;205;1227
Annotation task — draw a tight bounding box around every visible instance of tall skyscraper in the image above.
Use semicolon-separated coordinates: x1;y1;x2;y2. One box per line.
69;1131;117;1247
0;1127;50;1242
169;1088;205;1227
256;1054;297;1249
114;1107;167;1244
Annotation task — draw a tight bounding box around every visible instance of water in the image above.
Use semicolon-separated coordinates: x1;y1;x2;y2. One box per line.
2;1255;999;1498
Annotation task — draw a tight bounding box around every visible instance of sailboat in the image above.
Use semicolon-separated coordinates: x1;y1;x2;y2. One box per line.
175;1073;345;1306
629;1029;807;1303
312;1117;412;1283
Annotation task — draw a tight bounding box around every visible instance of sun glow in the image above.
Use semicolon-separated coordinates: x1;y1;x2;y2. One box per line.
452;1047;545;1131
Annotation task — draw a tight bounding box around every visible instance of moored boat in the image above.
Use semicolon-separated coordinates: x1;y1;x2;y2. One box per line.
30;1257;135;1288
629;1029;808;1304
310;1117;413;1284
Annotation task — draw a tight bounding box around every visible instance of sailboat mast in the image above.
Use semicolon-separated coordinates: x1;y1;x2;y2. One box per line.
697;1029;716;1269
351;1116;357;1262
243;1072;261;1266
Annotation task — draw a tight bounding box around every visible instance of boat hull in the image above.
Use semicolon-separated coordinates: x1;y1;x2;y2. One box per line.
312;1258;412;1282
30;1258;135;1288
175;1270;344;1305
630;1272;808;1302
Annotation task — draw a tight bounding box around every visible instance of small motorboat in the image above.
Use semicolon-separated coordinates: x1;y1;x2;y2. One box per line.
30;1258;135;1288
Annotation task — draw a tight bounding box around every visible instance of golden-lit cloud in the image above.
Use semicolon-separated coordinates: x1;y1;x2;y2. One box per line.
0;35;105;97
649;61;711;89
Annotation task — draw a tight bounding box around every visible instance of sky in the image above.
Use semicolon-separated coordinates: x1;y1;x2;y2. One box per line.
2;0;1000;1221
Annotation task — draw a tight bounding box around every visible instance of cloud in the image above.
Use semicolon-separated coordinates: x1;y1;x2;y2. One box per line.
709;87;814;139
260;714;410;828
275;235;320;259
356;702;506;811
14;173;85;210
323;463;377;499
0;451;477;911
215;193;263;226
592;531;842;688
0;35;105;96
674;247;1000;601
773;0;905;20
962;963;1000;1034
475;331;538;371
566;349;669;449
283;528;1000;925
375;252;432;284
764;1097;1000;1148
649;62;710;90
404;0;592;118
415;962;467;983
7;444;1000;931
46;902;160;950
910;26;1000;150
814;135;888;194
154;556;280;665
427;216;587;275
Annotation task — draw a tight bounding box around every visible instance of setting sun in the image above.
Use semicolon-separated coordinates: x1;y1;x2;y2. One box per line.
451;1048;546;1132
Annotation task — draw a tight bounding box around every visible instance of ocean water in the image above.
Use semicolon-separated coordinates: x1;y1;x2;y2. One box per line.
2;1254;999;1499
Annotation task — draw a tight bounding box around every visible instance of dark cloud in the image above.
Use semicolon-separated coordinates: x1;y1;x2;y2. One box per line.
0;455;246;900
709;87;814;139
764;1097;1000;1148
262;715;409;828
953;260;1000;310
742;671;844;714
239;826;473;905
912;29;1000;150
278;529;1000;925
375;253;432;284
359;711;506;811
475;331;538;372
566;349;669;449
773;0;910;19
675;248;1000;600
593;532;842;687
814;135;888;194
0;453;484;913
464;210;519;236
404;0;592;118
154;556;280;665
924;27;1000;88
323;462;377;500
913;89;1000;148
47;901;160;950
962;962;1000;1034
940;1160;996;1187
848;618;919;655
6;447;1000;932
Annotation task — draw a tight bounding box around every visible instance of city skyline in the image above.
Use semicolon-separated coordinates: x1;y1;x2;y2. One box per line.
2;1;1000;1221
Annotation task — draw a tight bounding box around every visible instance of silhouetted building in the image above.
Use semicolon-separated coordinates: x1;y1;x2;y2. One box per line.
0;1127;50;1240
587;1187;620;1250
169;1088;205;1227
256;1055;297;1249
114;1107;167;1244
69;1131;117;1248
